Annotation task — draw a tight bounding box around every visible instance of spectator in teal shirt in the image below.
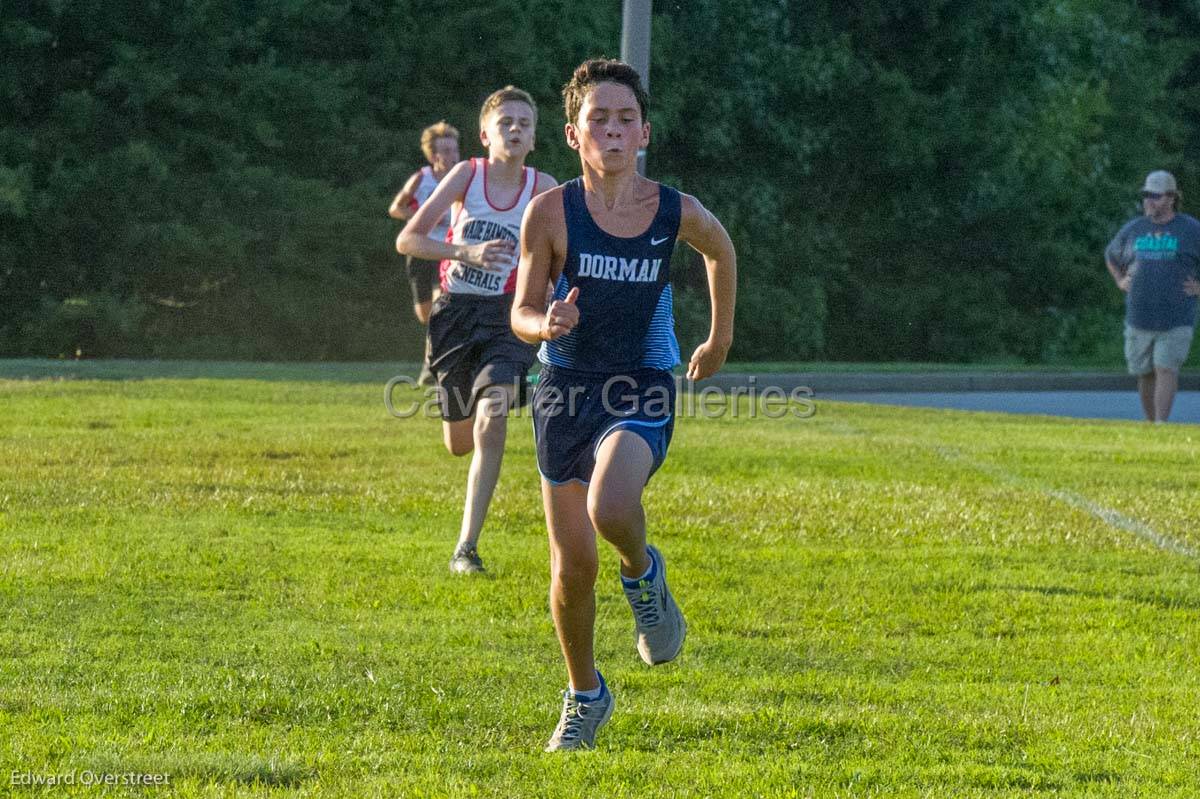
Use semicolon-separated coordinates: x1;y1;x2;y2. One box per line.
1105;170;1200;422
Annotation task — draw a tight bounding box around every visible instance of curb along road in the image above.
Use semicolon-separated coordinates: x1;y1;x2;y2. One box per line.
692;371;1200;393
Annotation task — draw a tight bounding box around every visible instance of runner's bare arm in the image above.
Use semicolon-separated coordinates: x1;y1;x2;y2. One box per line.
388;171;423;220
396;161;512;268
534;173;560;300
512;188;572;344
678;193;736;381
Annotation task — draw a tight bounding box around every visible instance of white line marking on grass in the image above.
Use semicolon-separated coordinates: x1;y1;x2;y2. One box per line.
1043;488;1199;559
932;445;1199;560
819;418;1197;559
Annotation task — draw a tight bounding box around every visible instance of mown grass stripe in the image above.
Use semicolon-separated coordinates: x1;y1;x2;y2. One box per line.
929;443;1197;560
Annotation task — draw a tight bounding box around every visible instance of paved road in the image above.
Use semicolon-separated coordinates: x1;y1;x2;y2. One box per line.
6;360;1198;422
821;391;1200;423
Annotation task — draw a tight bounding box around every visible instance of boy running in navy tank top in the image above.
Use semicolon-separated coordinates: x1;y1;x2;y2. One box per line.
398;87;557;574
513;59;736;751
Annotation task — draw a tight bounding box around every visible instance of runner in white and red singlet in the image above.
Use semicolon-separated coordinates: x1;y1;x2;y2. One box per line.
397;86;557;574
390;121;460;385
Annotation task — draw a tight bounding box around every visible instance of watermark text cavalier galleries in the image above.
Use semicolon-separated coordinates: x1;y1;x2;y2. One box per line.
11;771;170;787
384;374;816;420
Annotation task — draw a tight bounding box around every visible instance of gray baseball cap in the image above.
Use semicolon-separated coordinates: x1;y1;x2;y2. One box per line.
1142;170;1180;198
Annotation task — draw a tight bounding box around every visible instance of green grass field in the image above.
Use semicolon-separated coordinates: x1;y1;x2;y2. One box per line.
2;363;1198;797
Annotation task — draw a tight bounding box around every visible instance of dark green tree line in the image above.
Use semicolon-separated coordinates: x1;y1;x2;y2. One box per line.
1;0;1196;362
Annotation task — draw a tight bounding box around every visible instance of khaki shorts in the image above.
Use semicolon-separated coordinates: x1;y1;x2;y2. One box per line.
1124;325;1194;375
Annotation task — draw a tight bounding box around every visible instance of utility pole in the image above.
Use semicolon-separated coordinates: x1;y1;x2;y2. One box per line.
620;0;652;175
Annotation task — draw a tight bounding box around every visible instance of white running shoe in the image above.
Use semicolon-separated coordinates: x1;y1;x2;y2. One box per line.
622;544;686;665
449;544;484;574
545;682;615;752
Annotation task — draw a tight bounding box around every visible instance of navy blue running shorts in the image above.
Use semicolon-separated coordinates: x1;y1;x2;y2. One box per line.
427;293;536;422
533;365;675;485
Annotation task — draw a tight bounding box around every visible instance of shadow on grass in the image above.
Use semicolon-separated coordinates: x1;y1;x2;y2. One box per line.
991;583;1200;613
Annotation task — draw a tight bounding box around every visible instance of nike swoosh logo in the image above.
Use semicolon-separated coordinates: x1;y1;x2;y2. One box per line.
651;236;670;245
